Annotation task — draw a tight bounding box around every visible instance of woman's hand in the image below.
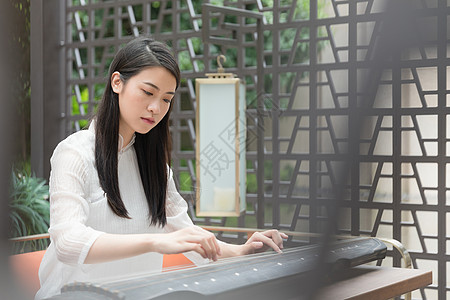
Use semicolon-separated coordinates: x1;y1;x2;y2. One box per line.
85;227;284;264
153;226;222;261
240;230;289;255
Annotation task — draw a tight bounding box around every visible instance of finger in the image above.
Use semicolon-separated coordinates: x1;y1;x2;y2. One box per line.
250;241;264;249
262;230;287;249
200;240;212;260
255;233;282;253
193;244;208;259
243;241;264;254
203;231;217;261
266;230;284;249
194;226;221;259
184;232;214;260
208;235;221;261
174;239;208;258
200;234;215;261
280;232;289;249
206;236;219;261
212;235;221;256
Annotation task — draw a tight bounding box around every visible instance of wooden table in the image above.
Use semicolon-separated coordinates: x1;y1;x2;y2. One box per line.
317;265;432;300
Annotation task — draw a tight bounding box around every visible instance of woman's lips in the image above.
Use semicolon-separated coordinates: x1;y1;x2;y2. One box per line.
141;117;155;125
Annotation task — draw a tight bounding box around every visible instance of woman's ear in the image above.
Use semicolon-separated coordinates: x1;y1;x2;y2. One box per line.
111;71;122;93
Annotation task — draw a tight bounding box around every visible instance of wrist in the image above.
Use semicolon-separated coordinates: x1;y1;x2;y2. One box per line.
235;244;246;256
143;233;159;253
219;243;245;258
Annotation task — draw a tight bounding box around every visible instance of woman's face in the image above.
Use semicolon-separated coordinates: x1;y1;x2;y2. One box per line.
111;66;176;146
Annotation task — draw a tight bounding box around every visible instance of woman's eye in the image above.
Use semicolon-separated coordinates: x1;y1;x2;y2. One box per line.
143;90;153;96
163;98;172;104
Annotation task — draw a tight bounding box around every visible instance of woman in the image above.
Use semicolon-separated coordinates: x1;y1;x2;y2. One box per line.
35;37;287;300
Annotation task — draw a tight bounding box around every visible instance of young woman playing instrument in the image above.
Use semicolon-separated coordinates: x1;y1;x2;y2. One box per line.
36;36;287;300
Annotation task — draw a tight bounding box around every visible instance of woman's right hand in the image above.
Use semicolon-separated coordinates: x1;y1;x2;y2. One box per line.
84;226;221;264
153;226;221;261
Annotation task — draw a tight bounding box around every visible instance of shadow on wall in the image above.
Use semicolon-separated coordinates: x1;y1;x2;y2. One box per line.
0;1;29;299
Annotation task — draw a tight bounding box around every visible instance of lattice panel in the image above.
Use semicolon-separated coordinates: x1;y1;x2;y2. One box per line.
63;0;449;298
65;0;319;241
323;1;448;299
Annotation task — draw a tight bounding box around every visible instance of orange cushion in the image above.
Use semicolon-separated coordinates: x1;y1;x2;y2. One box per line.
9;250;194;297
162;253;195;272
9;250;46;297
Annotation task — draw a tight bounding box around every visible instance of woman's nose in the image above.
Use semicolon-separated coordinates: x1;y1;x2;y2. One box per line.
147;100;160;114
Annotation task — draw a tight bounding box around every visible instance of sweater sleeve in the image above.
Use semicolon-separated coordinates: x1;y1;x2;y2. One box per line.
164;169;195;230
164;168;209;265
48;141;103;266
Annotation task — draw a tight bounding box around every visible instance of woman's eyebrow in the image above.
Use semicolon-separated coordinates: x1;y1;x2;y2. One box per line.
143;81;175;95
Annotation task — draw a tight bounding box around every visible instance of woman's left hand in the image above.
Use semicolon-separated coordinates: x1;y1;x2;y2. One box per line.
240;230;289;255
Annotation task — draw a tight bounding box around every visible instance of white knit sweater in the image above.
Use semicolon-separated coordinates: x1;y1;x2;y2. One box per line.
35;124;206;300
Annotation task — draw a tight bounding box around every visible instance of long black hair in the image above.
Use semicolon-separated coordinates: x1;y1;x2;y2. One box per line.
95;37;180;227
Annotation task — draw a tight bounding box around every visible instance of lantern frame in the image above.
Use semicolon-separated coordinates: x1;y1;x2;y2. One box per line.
195;69;246;217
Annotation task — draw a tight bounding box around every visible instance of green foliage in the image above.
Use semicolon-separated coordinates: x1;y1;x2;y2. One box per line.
246;173;257;193
72;86;89;129
70;0;326;115
179;171;193;191
10;167;50;253
280;163;294;181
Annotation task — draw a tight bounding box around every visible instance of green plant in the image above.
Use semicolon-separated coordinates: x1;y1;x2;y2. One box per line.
10;167;50;253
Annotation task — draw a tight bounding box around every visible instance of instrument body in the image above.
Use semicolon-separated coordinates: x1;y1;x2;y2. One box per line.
46;237;387;300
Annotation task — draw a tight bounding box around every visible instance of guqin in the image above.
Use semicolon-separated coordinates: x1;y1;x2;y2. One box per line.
46;237;387;300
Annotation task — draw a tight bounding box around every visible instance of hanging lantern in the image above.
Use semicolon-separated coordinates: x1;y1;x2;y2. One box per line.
195;55;246;217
